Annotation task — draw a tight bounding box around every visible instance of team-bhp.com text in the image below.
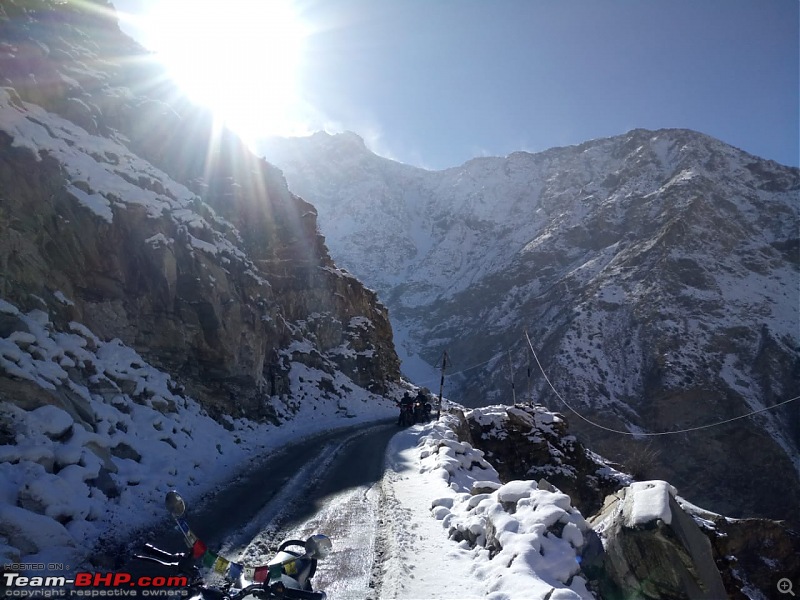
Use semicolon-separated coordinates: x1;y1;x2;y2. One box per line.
3;572;188;597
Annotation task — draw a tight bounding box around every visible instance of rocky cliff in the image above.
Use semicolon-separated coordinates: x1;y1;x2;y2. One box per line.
0;0;403;566
260;129;800;523
0;0;401;418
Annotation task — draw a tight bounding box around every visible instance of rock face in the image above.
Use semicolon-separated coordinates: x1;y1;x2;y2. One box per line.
0;0;400;423
261;129;800;523
586;481;727;600
682;505;800;600
464;404;628;517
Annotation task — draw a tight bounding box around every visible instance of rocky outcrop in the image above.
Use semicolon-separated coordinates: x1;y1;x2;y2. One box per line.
587;484;800;599
586;481;727;600
680;502;800;600
465;404;628;516
460;404;799;599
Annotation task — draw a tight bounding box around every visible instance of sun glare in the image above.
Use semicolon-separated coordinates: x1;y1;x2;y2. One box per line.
142;0;309;143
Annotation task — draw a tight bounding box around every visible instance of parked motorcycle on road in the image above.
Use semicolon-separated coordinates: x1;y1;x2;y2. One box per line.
135;491;331;599
397;402;415;427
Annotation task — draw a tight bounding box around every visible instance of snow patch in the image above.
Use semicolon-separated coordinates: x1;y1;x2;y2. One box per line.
624;480;677;527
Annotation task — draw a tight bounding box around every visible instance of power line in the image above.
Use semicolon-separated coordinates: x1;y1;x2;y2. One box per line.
414;350;507;387
523;330;800;437
411;333;799;436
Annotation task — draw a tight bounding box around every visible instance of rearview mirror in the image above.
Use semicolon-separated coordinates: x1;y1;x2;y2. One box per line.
165;490;186;518
305;534;332;559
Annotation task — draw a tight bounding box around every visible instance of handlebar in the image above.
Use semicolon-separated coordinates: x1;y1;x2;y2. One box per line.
134;543;197;575
277;587;327;599
133;544;326;600
137;543;186;563
236;583;326;599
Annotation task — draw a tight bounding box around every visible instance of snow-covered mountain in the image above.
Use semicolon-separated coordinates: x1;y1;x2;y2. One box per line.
260;129;800;523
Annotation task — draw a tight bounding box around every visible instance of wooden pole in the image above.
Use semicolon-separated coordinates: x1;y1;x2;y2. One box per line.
436;351;448;419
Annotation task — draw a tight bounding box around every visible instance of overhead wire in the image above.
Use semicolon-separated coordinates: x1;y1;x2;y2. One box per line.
523;329;800;437
414;349;508;387
410;328;798;437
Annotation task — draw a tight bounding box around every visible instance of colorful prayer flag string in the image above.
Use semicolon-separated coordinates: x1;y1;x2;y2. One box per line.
172;515;272;582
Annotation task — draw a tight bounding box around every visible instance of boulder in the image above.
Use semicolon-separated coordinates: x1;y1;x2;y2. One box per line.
586;481;727;599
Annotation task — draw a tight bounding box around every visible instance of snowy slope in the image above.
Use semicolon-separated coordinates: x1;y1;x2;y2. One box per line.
0;297;399;569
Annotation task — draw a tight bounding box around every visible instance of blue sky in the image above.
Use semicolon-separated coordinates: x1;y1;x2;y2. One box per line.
115;0;798;170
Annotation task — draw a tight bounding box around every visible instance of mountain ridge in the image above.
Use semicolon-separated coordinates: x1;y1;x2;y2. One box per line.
0;2;796;589
260;127;800;522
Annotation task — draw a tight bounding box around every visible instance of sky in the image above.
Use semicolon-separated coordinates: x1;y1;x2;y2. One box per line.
113;0;799;170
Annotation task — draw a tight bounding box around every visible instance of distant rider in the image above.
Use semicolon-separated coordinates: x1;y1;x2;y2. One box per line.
398;392;414;425
415;389;432;422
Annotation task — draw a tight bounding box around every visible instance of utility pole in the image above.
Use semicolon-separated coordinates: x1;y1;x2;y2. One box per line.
508;350;516;405
436;350;448;419
527;357;533;405
525;329;533;405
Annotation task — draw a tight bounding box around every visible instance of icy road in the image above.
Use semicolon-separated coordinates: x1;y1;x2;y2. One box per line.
223;421;395;599
130;421;397;598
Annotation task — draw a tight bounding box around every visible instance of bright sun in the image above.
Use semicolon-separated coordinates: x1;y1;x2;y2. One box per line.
143;0;308;143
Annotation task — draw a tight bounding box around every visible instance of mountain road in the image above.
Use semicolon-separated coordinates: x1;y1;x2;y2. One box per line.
124;419;399;598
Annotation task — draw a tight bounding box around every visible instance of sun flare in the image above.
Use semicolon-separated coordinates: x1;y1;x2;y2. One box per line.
142;0;308;143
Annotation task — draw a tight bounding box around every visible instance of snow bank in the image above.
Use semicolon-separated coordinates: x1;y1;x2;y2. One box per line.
624;480;677;527
385;409;594;599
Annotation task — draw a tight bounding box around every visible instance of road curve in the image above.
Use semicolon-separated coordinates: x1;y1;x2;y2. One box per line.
126;419;400;597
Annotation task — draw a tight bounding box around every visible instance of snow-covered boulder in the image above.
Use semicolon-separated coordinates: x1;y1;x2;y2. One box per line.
586;480;727;599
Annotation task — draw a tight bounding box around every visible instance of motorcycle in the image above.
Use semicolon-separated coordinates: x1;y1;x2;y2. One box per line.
134;491;331;599
413;399;432;423
397;401;414;427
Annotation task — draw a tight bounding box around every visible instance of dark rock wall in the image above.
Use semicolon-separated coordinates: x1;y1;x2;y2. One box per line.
0;0;400;420
464;404;627;517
